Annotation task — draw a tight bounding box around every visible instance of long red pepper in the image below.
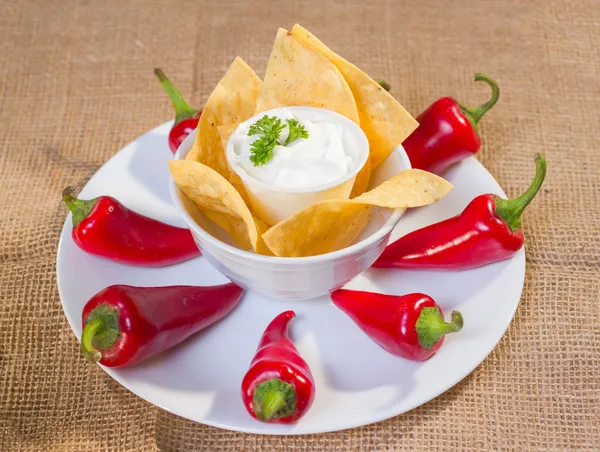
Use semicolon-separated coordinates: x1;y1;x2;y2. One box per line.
332;289;463;361
154;68;201;153
241;311;315;424
62;187;200;267
80;283;243;367
403;73;500;175
374;154;546;270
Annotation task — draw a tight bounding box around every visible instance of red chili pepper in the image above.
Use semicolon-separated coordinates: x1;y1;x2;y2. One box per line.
374;154;546;270
332;289;463;361
62;186;200;267
154;68;201;153
241;311;315;424
80;283;243;367
403;73;500;175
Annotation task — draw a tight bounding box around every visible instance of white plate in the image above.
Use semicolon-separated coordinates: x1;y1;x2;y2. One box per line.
57;122;525;435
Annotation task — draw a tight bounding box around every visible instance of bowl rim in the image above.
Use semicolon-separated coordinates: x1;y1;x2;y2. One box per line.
225;106;370;194
169;129;410;265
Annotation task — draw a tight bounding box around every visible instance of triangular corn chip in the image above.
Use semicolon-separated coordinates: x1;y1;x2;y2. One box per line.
262;169;452;257
291;24;418;169
262;201;373;258
354;169;452;207
169;159;270;254
217;123;238;155
255;28;360;124
350;155;371;198
187;57;262;184
217;123;250;205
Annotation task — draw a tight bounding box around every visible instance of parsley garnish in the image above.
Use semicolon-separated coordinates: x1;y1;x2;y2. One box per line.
284;119;309;145
247;116;309;166
248;115;285;138
248;116;285;166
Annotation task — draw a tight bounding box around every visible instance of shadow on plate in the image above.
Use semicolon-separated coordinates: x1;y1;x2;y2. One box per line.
126;131;174;205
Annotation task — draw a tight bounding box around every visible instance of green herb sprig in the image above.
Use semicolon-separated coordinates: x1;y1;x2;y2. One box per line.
248;116;309;166
283;119;309;145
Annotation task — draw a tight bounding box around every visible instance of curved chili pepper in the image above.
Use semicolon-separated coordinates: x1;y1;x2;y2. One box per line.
241;311;315;424
332;289;463;361
374;154;546;270
403;73;499;175
62;187;200;267
154;68;201;153
80;283;244;367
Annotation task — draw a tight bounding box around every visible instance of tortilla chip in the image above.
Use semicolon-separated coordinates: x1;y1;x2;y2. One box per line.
217;123;238;154
187;57;262;180
291;24;418;169
169;159;268;253
262;201;372;258
252;215;274;256
350;154;371;198
262;169;452;257
255;28;360;124
354;169;453;207
217;123;250;204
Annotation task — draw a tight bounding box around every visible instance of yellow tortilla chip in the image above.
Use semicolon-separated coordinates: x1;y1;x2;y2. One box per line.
255;28;360;124
217;123;250;205
217;123;237;154
354;169;453;207
179;192;251;250
262;201;372;258
291;24;418;169
252;215;274;256
262;169;452;257
169;160;269;253
187;57;262;180
350;155;371;198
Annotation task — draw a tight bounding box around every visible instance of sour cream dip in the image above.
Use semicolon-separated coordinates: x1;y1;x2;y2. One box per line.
226;107;369;225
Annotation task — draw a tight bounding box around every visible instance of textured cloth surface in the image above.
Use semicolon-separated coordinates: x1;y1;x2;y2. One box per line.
1;0;599;450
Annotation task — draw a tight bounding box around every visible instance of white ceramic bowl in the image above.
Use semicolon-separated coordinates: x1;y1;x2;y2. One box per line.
225;107;370;225
169;129;411;300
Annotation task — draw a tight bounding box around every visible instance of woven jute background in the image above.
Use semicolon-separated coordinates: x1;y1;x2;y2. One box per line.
1;0;598;450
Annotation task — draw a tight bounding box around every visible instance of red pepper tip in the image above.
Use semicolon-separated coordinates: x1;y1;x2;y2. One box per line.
282;310;296;320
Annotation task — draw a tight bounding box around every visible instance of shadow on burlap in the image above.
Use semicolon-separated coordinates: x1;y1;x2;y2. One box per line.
0;0;598;450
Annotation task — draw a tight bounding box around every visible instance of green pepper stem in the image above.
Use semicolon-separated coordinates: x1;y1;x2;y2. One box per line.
154;68;199;124
62;186;97;228
261;390;286;420
253;378;296;422
80;305;120;364
416;308;464;349
81;317;104;363
459;73;500;131
495;153;547;232
375;79;391;92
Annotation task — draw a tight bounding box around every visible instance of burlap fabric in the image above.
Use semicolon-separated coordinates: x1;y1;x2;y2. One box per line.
1;0;598;450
